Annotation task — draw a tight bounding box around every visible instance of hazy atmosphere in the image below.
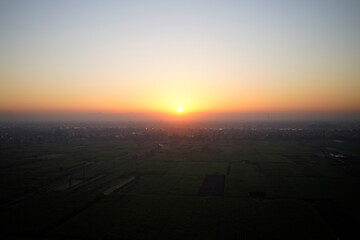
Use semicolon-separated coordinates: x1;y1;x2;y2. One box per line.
1;0;360;121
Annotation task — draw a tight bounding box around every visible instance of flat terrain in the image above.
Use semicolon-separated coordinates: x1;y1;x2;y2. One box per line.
1;136;360;239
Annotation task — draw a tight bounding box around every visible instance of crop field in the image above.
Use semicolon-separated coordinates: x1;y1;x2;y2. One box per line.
1;138;359;239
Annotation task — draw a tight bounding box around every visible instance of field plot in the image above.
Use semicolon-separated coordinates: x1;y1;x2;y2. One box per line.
51;174;107;191
284;155;309;164
198;175;225;196
1;137;359;240
50;195;333;240
0;192;102;236
101;176;136;195
122;174;202;196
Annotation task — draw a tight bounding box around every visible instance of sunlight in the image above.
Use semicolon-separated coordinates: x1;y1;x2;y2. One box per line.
177;107;183;113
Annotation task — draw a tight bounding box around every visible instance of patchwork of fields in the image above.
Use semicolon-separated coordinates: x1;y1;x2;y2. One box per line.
1;138;359;239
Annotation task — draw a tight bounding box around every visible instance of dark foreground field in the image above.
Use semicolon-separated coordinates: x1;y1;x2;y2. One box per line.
1;129;360;240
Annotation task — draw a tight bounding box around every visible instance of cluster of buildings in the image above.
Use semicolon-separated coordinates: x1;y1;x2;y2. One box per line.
1;121;359;144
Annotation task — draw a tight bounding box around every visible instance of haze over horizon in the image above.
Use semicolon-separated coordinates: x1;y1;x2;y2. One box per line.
1;0;360;122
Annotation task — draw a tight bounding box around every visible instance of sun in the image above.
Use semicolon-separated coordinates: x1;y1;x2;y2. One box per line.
177;108;183;113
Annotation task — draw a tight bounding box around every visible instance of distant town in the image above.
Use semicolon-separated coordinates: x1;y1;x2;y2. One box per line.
1;121;359;144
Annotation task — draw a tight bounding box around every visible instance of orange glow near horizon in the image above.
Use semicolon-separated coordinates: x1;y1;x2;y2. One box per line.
1;1;360;120
1;78;359;115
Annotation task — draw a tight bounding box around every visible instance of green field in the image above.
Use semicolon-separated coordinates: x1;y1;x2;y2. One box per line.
1;138;359;239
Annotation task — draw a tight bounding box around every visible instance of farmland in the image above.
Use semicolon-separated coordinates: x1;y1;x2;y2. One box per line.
1;123;360;239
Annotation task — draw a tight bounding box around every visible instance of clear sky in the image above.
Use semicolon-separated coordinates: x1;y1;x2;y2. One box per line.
1;0;360;120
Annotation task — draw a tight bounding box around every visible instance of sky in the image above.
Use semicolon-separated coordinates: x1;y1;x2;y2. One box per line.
1;0;360;121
